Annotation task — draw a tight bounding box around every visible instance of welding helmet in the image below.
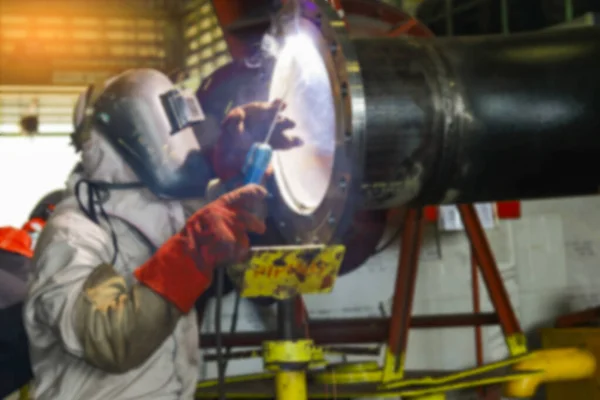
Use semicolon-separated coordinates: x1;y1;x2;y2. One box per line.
74;68;212;199
22;189;66;247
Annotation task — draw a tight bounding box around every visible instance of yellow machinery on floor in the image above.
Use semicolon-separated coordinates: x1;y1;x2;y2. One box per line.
196;0;600;399
538;302;600;399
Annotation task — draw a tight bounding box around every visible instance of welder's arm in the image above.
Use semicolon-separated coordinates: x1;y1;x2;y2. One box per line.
27;214;186;374
28;186;266;374
73;263;185;374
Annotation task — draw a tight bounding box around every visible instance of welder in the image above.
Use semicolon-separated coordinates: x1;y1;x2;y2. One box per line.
23;68;301;400
0;189;65;398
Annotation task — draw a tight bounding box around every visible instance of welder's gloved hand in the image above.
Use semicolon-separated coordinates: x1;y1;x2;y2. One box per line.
211;99;303;181
134;184;267;312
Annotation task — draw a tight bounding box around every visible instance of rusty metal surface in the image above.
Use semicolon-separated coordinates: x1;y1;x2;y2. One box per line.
387;208;425;357
459;205;522;338
228;245;346;300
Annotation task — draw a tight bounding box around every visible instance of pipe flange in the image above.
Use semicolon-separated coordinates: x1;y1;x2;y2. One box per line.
267;0;365;245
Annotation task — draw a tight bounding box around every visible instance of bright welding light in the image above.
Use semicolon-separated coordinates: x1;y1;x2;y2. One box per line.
271;28;336;215
282;32;324;80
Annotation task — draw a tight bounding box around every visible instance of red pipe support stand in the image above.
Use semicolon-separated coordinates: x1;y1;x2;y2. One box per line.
386;208;425;373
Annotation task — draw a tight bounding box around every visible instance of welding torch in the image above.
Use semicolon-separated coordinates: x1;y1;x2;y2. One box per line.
242;98;288;185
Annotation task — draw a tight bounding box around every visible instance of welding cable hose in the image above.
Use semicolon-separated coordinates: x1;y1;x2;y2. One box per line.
214;268;226;400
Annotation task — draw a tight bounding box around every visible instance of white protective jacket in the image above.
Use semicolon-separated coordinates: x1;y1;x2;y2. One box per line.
24;124;221;399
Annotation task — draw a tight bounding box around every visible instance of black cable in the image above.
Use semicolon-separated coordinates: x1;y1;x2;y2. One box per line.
223;291;241;374
372;225;404;256
372;208;411;255
75;180;120;265
214;268;225;400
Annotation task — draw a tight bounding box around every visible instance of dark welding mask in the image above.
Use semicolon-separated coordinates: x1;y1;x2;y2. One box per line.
84;69;213;199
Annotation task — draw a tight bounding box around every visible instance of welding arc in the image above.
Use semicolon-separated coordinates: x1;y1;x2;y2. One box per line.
264;53;294;145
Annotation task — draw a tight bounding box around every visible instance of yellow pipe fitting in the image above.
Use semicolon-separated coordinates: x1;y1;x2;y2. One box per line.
315;361;383;384
504;348;596;398
275;370;307;400
505;333;528;356
263;340;313;369
382;348;406;382
332;361;380;373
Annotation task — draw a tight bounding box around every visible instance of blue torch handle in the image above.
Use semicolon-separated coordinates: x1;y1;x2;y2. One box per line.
243;143;273;185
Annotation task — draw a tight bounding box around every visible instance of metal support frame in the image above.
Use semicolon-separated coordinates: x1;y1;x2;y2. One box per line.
555;305;600;328
263;297;313;400
197;204;527;399
458;204;527;356
379;204;526;396
199;313;500;348
383;208;425;381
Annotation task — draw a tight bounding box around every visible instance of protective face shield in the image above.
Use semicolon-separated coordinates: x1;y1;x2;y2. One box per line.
78;69;212;199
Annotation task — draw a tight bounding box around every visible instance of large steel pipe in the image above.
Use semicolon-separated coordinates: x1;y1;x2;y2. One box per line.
356;27;600;208
268;1;600;243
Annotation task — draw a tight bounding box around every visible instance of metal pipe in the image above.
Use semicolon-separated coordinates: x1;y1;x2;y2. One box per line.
309;313;499;329
555;306;600;328
565;0;574;22
273;297;306;400
444;0;454;36
500;0;509;35
200;313;499;348
277;298;298;340
203;346;380;362
354;27;600;208
471;248;484;367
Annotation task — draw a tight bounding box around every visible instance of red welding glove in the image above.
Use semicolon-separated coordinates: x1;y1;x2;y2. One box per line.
134;184;267;312
211;100;303;181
